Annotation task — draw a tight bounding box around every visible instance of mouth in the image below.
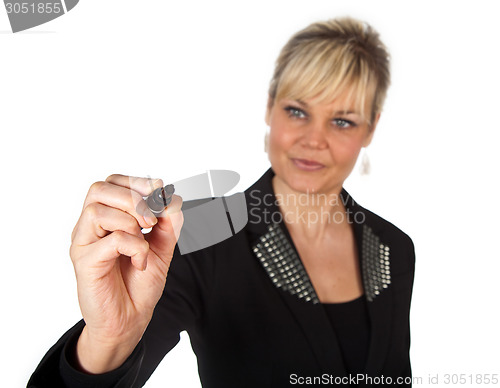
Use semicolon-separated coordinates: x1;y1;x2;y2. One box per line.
291;158;325;171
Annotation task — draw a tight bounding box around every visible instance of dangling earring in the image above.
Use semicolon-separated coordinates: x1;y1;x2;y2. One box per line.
264;131;270;153
360;149;371;175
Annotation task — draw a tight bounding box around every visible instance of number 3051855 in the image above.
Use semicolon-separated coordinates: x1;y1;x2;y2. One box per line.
5;3;62;14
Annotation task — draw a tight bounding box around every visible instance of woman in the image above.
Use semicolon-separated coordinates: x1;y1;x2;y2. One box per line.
28;17;415;387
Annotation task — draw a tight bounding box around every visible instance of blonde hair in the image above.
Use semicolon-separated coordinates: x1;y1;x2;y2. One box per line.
268;17;390;123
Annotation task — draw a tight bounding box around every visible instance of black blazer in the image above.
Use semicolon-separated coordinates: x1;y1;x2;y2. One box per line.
28;169;416;388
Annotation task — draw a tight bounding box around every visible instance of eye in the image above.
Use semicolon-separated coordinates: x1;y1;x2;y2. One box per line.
332;118;356;129
284;106;307;119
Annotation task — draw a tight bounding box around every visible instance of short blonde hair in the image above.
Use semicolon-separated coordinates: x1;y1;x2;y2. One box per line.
268;17;390;123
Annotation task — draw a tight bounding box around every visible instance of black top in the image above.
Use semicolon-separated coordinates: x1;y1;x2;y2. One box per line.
28;168;416;388
323;296;370;375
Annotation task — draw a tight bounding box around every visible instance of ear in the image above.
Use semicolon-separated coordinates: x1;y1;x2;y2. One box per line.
265;95;274;126
362;112;381;147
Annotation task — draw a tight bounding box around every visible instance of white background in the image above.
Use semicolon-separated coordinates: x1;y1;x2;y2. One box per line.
1;1;499;387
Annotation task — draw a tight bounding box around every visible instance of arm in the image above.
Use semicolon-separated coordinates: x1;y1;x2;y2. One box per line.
28;241;208;388
27;175;187;387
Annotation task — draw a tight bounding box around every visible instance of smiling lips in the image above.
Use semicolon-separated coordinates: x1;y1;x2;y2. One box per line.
291;158;325;171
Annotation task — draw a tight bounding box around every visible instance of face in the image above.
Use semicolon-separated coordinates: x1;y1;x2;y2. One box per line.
265;91;380;196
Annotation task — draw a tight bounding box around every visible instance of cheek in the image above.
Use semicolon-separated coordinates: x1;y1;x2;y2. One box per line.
329;136;364;164
268;121;296;154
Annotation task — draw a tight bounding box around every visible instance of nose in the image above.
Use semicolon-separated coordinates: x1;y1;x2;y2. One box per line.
300;121;328;150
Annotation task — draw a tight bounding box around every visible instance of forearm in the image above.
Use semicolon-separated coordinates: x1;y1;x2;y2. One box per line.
28;320;144;388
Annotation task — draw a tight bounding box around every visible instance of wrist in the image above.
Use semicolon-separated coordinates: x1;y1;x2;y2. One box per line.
75;326;141;374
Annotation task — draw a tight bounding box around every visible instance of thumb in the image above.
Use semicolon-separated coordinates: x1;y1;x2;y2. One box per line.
145;195;184;262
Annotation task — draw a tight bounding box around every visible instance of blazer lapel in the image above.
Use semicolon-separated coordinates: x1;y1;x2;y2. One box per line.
252;222;348;376
245;169;347;376
347;191;394;377
245;169;394;377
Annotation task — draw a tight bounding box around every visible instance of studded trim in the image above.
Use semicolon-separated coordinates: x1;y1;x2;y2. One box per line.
252;223;391;304
361;224;391;302
252;223;320;304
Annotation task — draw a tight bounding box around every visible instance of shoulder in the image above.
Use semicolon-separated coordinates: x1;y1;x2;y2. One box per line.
362;205;414;251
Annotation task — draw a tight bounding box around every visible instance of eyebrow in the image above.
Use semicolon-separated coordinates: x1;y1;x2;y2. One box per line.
332;110;360;116
294;99;308;107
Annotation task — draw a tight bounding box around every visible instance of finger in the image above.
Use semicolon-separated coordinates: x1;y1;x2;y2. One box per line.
155;194;183;218
72;202;145;246
82;181;157;229
146;195;184;264
105;174;164;197
73;230;150;272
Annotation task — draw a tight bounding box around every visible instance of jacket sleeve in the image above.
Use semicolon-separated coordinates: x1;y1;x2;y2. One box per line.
27;246;209;388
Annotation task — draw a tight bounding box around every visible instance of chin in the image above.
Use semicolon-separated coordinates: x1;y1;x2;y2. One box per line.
284;173;326;194
289;170;346;195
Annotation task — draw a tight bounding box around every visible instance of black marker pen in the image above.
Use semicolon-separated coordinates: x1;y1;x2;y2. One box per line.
145;184;175;216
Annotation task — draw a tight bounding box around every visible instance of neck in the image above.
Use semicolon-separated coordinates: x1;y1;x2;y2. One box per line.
271;176;349;241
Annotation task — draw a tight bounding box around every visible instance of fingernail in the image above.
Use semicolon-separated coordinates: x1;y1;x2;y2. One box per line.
145;215;158;226
152;178;163;189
